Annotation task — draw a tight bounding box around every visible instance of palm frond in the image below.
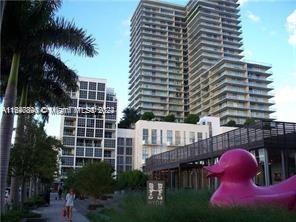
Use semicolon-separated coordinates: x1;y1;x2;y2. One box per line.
39;17;98;57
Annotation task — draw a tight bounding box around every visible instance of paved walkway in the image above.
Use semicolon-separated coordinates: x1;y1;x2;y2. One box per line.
34;192;89;222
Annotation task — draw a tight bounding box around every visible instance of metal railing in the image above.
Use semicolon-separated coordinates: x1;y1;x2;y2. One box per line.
145;121;296;172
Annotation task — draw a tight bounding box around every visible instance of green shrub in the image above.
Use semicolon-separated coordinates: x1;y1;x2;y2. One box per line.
23;195;46;208
87;190;296;222
1;209;41;222
116;170;148;191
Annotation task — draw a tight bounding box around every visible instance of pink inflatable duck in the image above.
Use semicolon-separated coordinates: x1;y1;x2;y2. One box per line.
204;149;296;209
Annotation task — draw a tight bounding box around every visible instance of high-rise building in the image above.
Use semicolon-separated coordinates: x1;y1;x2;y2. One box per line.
59;77;117;178
129;0;187;122
128;0;274;125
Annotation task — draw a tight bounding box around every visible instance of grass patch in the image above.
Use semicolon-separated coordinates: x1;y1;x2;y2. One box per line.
87;189;296;222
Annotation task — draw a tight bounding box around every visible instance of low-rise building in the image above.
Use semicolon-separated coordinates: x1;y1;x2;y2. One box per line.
117;129;134;173
118;117;235;170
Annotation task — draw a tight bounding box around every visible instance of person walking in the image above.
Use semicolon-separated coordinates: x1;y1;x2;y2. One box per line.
65;188;75;222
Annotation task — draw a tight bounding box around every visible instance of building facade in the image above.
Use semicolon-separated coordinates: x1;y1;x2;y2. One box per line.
132;117;235;170
128;0;274;125
129;0;187;122
59;77;117;177
117;129;134;173
146;120;296;189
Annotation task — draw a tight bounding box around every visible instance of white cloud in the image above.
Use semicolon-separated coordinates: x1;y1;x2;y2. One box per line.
247;11;260;22
286;9;296;47
274;85;296;122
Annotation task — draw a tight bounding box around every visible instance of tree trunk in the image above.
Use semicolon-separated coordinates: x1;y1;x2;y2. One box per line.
0;53;21;210
29;177;33;198
21;177;27;203
10;86;28;206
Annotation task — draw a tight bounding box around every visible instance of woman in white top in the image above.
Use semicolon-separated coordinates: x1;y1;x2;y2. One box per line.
65;188;75;222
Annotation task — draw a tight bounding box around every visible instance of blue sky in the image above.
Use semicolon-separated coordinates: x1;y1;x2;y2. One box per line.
44;0;296;137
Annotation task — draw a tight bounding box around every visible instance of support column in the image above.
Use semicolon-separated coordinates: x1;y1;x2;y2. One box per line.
263;148;270;186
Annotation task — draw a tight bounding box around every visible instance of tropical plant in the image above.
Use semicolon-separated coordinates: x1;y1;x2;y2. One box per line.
141;112;155;121
244;117;256;126
117;170;148;191
184;114;199;124
226;120;237;127
164;114;176;122
1;0;97;207
9;118;61;202
64;162;115;200
118;108;141;128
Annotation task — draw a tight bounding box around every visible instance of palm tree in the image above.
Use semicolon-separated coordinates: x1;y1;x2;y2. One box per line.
1;0;97;207
4;49;79;204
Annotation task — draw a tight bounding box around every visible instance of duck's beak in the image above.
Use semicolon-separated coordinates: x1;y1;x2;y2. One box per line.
204;163;224;178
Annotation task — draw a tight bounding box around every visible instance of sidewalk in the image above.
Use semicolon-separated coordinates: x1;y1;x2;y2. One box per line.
34;192;89;222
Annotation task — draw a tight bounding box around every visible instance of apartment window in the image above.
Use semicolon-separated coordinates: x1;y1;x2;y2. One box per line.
105;122;113;129
126;156;132;164
117;138;124;146
89;82;96;90
79;90;87;99
126;165;132;171
76;139;84;146
88;91;96;100
143;129;149;144
105;113;116;120
63;137;75;146
142;147;149;160
118;146;124;155
94;140;101;148
104;139;115;148
97;92;105;100
197;132;203;141
105;159;115;167
117;156;124;164
106;102;117;109
61;157;74;166
85;139;93;147
87;119;94;127
126;138;132;146
105;131;113;138
175;131;181;145
151;129;157;144
86;128;94;137
77;118;85;127
106;94;114;101
104;150;112;157
85;148;93;157
96;120;103;128
80;81;88;90
126;147;132;155
152;147;159;155
94;148;102;157
160;130;163;145
189;132;195;143
76;148;84;156
97;83;105;91
95;129;103;138
117;165;124;172
167;130;173;145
